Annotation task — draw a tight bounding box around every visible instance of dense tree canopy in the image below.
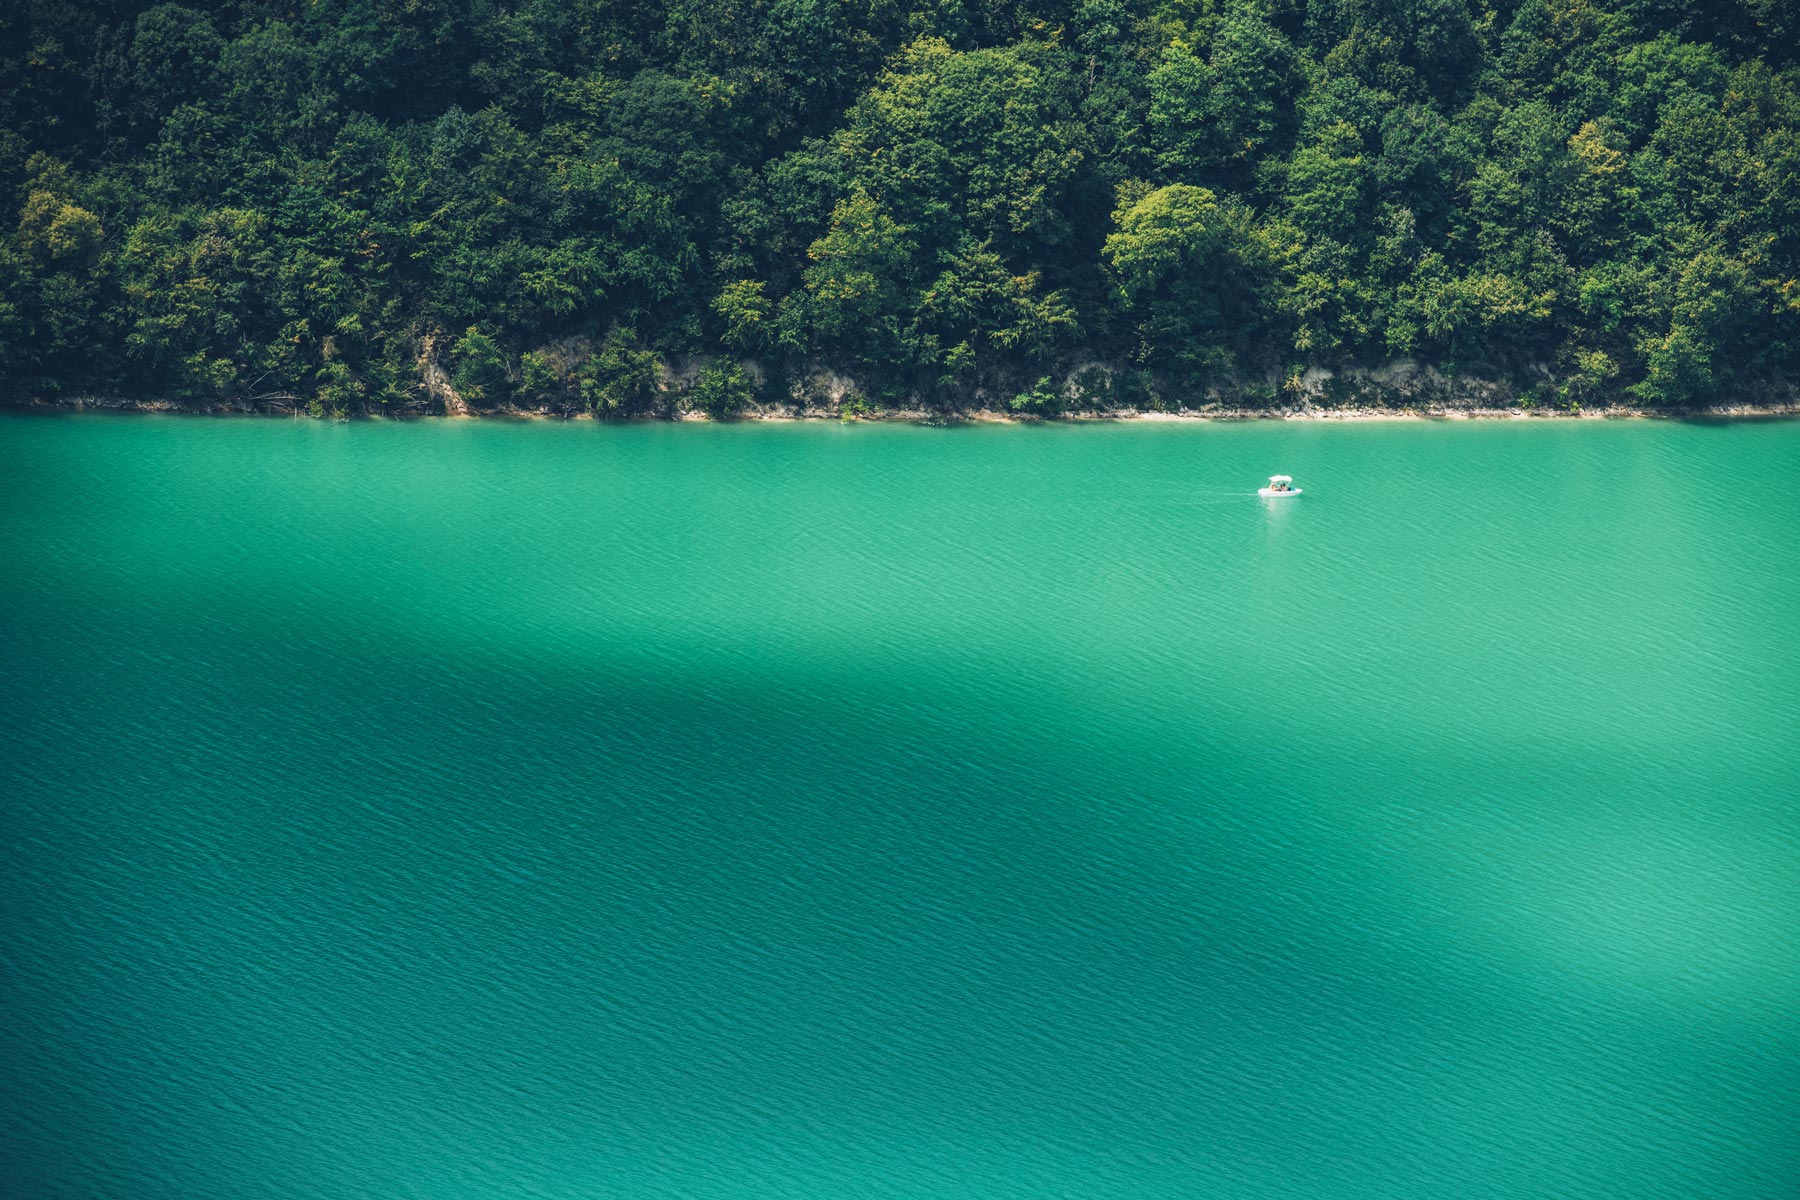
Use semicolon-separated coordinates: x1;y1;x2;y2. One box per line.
1;0;1796;413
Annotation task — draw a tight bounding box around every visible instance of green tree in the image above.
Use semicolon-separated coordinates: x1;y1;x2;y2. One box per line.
1150;4;1299;182
17;192;102;266
713;279;773;352
804;188;916;353
1103;183;1273;378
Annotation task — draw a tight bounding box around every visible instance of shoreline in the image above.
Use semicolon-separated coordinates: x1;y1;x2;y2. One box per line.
6;396;1799;424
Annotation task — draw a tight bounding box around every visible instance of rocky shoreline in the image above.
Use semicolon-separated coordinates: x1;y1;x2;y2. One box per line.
9;393;1799;424
10;355;1798;423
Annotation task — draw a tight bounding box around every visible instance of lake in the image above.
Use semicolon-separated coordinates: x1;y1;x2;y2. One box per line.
2;412;1797;1199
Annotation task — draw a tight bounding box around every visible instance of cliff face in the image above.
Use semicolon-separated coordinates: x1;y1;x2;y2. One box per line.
756;358;1799;419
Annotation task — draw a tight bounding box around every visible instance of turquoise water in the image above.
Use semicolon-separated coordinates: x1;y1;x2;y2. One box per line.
2;413;1797;1199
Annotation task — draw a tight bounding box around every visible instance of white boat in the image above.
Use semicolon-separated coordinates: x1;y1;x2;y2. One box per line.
1258;474;1301;497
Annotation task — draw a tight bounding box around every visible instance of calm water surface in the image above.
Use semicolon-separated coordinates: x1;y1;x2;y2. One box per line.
2;413;1797;1199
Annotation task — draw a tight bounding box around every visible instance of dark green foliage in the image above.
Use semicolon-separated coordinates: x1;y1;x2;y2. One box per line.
1150;4;1300;186
450;326;508;405
1104;183;1276;378
0;0;1796;412
1009;375;1062;415
689;359;754;419
578;330;663;417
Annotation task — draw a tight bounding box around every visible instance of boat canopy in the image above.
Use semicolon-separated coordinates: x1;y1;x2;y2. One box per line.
1269;475;1292;483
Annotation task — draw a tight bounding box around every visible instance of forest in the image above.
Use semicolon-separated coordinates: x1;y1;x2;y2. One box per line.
1;0;1796;415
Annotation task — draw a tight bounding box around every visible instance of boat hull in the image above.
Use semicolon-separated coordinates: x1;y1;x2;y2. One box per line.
1258;487;1302;497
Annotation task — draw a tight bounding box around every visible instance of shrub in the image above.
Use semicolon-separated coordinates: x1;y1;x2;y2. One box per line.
690;360;754;419
1009;375;1061;416
577;332;662;417
449;326;508;405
